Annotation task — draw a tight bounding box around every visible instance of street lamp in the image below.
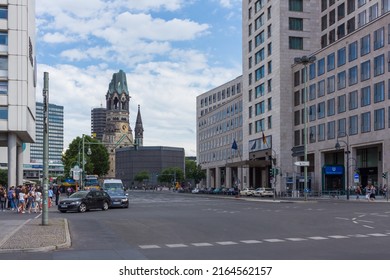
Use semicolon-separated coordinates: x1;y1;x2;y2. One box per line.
294;55;316;197
335;132;350;200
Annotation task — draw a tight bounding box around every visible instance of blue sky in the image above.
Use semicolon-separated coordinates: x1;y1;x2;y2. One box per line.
35;0;242;156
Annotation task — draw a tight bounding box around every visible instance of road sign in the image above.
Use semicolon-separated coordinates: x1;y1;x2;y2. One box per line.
294;161;309;166
291;145;305;157
354;173;359;183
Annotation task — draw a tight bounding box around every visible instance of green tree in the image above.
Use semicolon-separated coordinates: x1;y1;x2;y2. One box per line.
134;171;150;183
0;169;7;186
185;159;206;184
158;167;184;184
62;135;110;177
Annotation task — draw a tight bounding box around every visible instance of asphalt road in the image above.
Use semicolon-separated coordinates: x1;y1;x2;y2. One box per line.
1;190;390;260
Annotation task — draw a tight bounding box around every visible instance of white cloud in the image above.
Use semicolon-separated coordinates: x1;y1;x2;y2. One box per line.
42;32;78;43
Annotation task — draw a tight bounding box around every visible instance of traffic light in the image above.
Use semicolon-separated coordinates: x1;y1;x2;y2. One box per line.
269;168;274;177
274;168;279;176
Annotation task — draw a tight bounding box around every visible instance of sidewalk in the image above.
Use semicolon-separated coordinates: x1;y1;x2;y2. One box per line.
0;211;71;253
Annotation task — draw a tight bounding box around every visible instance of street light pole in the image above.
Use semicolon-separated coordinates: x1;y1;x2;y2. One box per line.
294;56;316;196
335;132;350;200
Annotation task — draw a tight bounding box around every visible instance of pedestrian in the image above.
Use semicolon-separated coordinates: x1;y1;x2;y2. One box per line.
369;185;376;201
355;185;362;200
0;186;6;211
7;186;16;211
17;186;27;213
26;189;35;214
53;184;60;205
35;187;42;212
48;187;54;207
382;184;387;199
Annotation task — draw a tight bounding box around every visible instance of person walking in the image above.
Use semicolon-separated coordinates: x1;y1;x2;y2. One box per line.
7;186;16;211
355;185;362;200
0;186;6;211
17;186;27;213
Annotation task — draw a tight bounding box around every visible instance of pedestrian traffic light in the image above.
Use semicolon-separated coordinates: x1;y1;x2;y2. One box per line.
269;168;274;177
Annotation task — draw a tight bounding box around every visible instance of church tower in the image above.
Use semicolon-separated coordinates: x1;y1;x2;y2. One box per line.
134;105;144;147
102;70;134;177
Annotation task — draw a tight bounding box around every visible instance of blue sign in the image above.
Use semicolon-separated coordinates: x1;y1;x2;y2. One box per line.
324;165;344;175
354;173;359;180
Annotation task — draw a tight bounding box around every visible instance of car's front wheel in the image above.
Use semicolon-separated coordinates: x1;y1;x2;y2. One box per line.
78;203;87;213
102;201;109;211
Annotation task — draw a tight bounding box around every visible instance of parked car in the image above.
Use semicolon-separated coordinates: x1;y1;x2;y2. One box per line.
192;188;200;194
213;188;223;194
253;187;274;197
225;188;239;196
240;188;255;196
58;189;111;213
106;189;129;208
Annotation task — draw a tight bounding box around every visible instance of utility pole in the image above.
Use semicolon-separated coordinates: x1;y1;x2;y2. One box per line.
42;72;49;225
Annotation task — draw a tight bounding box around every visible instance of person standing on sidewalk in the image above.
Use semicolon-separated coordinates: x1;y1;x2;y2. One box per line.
0;186;6;211
7;186;16;211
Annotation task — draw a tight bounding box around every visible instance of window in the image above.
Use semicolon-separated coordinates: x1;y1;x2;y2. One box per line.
348;66;358;86
309;84;316;100
255;83;265;98
294;90;300;106
248;73;252;85
289;0;303;12
321;0;327;12
338;118;346;136
255;14;265;30
318;123;325;141
267;6;272;19
255;48;265;64
0;107;7;119
347;0;355;14
309;62;316;80
347;18;355;34
360;34;371;56
0;81;7;94
289;18;303;30
374;54;384;76
321;34;328;48
338;94;346;113
255;66;265;81
255;119;265;133
267;61;272;74
361;86;371;107
318;58;325;76
255;31;265;47
374;108;385;130
329;29;336;44
369;3;378;22
337;23;345;39
327;98;335;116
373;27;384;50
294;71;300;86
249;123;252;135
337;3;345;20
348;41;358;62
321;15;327;31
337;47;346;67
337;71;346;90
327;53;335;71
329;9;336;26
0;32;7;45
349;90;358;110
294;110;300;125
360;60;370;81
358;10;366;28
248;57;252;69
327;75;335;94
267;24;272;38
248;40;252;53
318;79;325;97
267;79;272;92
248;7;252;19
349;115;358;135
328;121;336;140
289;37;303;50
255;0;265;13
318;101;325;119
267;97;272;110
255;101;265;115
0;56;7;70
374;81;385;103
267;42;272;56
309;105;316;121
358;0;366;8
268;116;272;129
361;112;371;133
384;0;390;12
0;7;7;19
309;126;316;143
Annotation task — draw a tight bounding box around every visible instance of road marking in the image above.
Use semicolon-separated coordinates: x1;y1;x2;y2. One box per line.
263;239;285;243
285;238;307;242
328;235;349;239
335;217;350;220
308;236;328;240
363;225;374;229
191;243;213;247
166;244;188;248
240;240;262;244
348;234;369;238
216;241;238;245
139;245;160;249
356;220;374;223
367;233;388;237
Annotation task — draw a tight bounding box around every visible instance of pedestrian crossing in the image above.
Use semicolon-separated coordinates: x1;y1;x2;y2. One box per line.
138;232;390;250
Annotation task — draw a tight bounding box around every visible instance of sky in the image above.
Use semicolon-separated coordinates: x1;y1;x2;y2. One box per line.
35;0;243;157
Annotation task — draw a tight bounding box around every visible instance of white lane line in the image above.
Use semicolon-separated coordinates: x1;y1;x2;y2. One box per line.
139;245;160;249
263;239;285;243
363;225;374;229
335;217;350;220
166;244;188;248
356;220;374;223
328;235;349;239
240;240;262;244
308;236;328;240
191;243;213;247
367;233;388;237
285;238;307;242
216;241;238;245
348;234;369;238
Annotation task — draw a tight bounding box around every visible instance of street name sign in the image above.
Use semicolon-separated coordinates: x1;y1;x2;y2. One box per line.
294;161;309;166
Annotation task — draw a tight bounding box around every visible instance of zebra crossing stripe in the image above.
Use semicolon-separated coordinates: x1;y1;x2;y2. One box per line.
216;241;238;245
328;235;349;239
240;240;262;244
191;243;213;247
367;233;388;237
263;239;285;243
308;236;328;240
285;238;307;241
139;245;160;249
166;244;188;248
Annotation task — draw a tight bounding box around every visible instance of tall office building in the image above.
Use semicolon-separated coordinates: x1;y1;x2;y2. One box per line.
197;0;390;194
91;106;106;141
0;1;36;187
30;102;64;164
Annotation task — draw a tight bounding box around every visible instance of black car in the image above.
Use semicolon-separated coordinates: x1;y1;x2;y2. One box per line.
58;190;111;213
106;189;129;208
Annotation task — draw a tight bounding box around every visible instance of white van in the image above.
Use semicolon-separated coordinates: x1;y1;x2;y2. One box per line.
102;179;124;191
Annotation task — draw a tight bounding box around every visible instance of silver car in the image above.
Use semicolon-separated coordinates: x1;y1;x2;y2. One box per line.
254;187;274;197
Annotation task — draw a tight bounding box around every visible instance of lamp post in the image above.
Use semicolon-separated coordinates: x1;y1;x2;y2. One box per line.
335;131;350;200
294;55;316;197
79;134;92;190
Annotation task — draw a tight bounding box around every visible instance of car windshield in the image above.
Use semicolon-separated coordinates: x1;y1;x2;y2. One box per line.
69;191;88;198
104;183;123;190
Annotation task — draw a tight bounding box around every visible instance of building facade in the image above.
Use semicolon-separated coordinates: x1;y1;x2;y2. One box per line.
116;146;185;189
0;0;36;187
91;106;106;142
197;0;390;195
